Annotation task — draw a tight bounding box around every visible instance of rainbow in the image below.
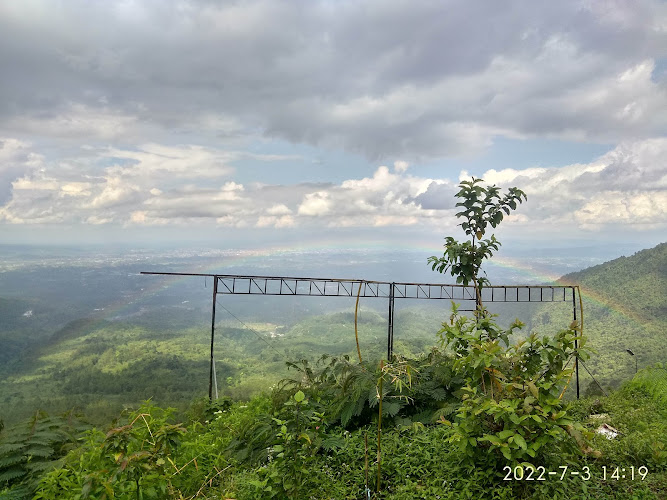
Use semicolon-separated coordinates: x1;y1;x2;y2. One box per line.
490;256;648;330
90;241;647;334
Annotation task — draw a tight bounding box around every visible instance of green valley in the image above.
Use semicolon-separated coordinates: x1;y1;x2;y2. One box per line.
1;241;665;498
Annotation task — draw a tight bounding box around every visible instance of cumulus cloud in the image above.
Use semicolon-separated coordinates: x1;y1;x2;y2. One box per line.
256;215;295;228
477;139;667;228
297;192;331;216
267;204;292;216
1;138;665;234
575;191;667;227
394;161;409;173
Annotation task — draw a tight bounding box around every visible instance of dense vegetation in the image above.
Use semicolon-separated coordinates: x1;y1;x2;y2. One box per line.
0;306;447;426
2;244;663;427
1;179;665;498
543;242;667;392
3;368;664;499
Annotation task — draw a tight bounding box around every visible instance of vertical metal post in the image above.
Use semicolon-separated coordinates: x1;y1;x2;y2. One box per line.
387;282;395;360
572;287;580;399
209;276;218;401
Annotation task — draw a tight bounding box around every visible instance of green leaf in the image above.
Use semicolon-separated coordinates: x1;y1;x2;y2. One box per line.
294;390;305;402
497;430;514;440
514;434;527;450
382;401;402;417
298;433;311;444
527;381;539;399
321;436;345;450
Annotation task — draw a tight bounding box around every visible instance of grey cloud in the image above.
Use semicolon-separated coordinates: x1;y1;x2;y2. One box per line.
413;181;458;210
0;165;25;205
0;139;41;205
1;1;666;159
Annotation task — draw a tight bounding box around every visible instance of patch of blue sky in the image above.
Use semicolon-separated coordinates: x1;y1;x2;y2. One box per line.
412;137;614;180
651;57;667;83
230;136;616;186
233;139;377;185
95;156;140;168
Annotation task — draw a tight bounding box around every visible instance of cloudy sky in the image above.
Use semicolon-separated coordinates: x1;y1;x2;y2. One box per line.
1;0;666;253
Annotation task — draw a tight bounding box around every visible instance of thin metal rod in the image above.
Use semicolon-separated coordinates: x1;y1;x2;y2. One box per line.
387;282;395;360
572;287;580;399
212;358;218;400
579;359;608;397
209;276;218;401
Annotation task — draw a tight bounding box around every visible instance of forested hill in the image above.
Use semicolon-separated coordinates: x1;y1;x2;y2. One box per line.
559;242;666;323
546;242;666;392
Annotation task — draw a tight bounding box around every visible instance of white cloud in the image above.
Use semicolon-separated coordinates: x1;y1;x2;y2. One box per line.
575;191;667;226
373;215;419;227
267;203;292;216
297;191;331;216
256;215;295;228
477;139;667;229
221;181;244;192
105;144;235;181
2;136;665;236
59;182;91;197
394;160;409;173
87;177;140;209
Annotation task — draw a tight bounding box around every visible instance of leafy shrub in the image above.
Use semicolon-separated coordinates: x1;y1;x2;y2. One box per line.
427;178;592;470
34;402;186;499
438;305;592;467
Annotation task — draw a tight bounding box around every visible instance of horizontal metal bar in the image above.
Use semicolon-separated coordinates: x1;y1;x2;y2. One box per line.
141;272;574;302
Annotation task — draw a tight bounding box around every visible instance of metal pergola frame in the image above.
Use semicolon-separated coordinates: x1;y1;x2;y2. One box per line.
140;272;582;400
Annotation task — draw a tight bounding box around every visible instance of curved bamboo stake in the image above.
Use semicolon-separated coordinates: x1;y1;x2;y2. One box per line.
377;359;384;492
558;357;574;401
577;285;584;337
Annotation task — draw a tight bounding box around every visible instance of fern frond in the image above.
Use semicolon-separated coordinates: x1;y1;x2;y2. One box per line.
321;435;345;450
0;444;24;456
0;484;32;499
0;431;30;444
0;467;26;483
382;401;402;417
23;446;54;458
25;458;62;473
0;454;24;469
27;431;66;443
